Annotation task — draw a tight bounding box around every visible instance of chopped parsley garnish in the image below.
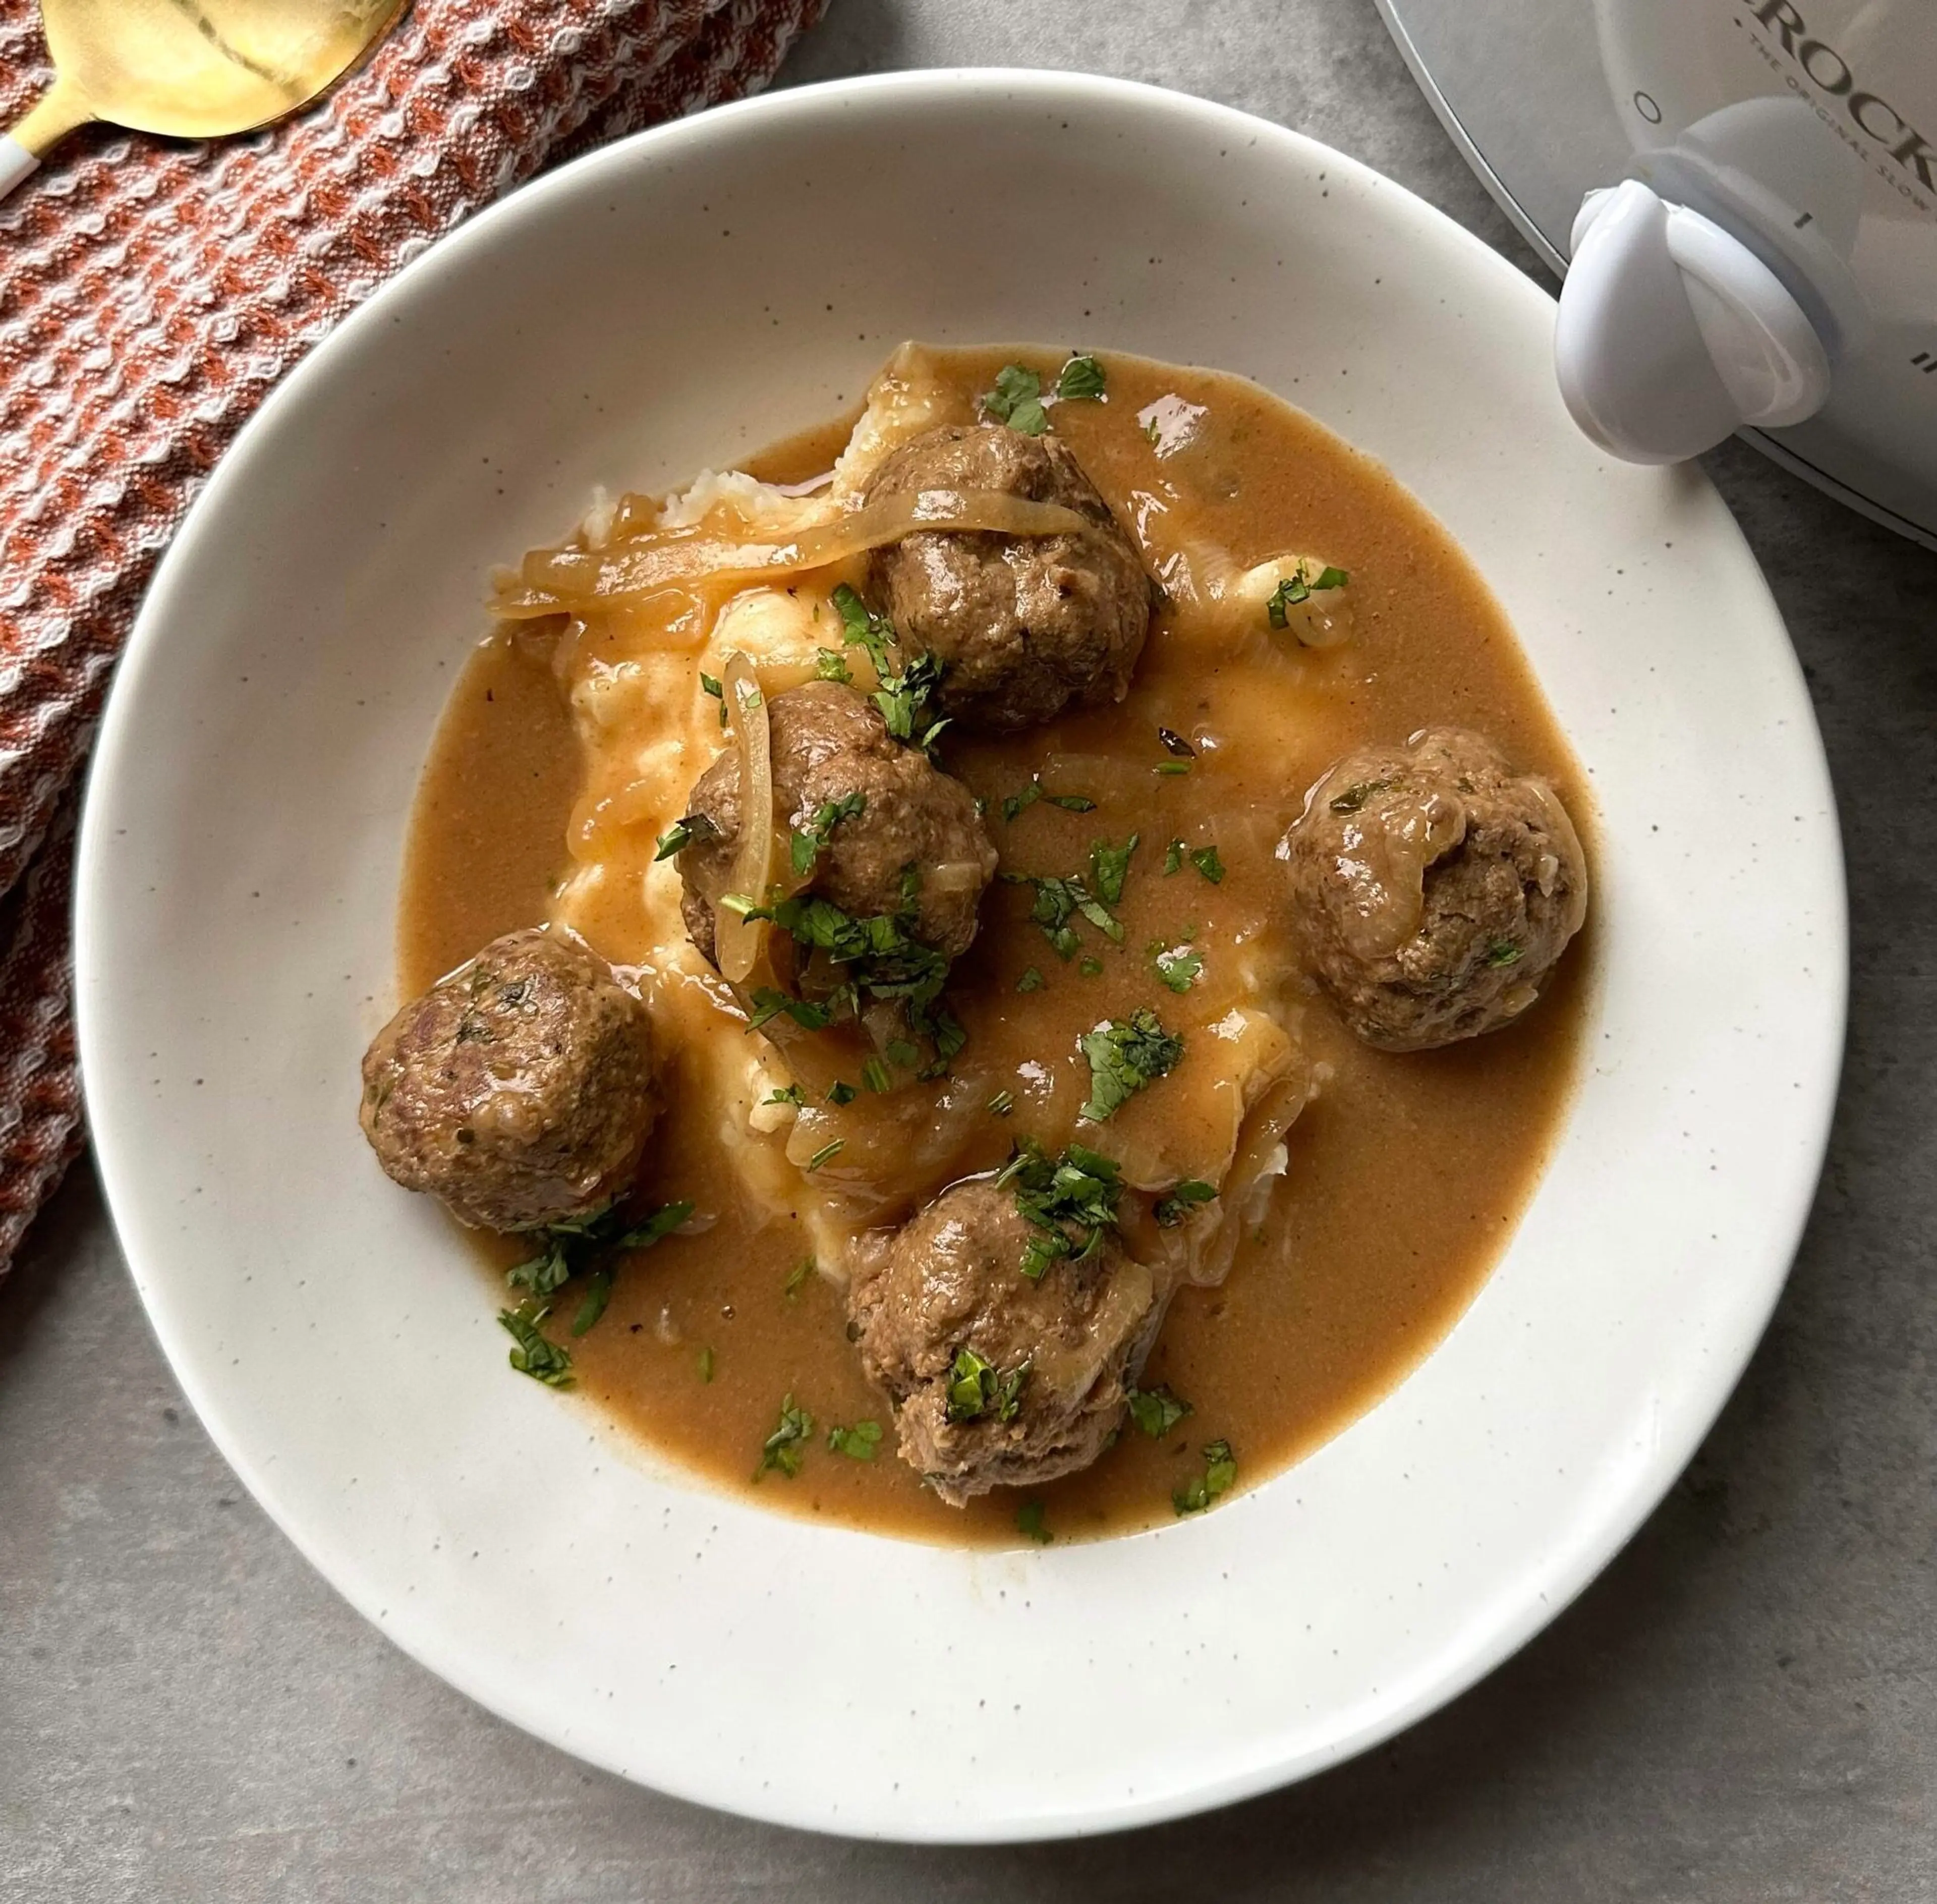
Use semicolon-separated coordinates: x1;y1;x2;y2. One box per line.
998;1139;1124;1280
1078;1009;1184;1123
790;790;866;876
1328;778;1390;815
988;1089;1015;1117
498;1303;573;1387
697;1346;716;1383
827;1080;858;1106
1188;844;1225;885
1154;1179;1218;1226
1016;966;1046;993
980;363;1049;435
1005;863;1125;961
886;1036;920;1069
826;1419;883;1461
1155;761;1192;776
1157;726;1196;758
763;1083;805;1108
980;355;1107;434
785;1256;814;1298
1173;1438;1238;1516
815;647;852;683
737;884;963;1073
945;1347;1032;1423
1127;1384;1193;1437
831;583;946;751
1154;943;1204;993
1055;354;1107;402
805;1139;845;1172
1265;562;1349;629
1079;957;1104;978
862;1055;892;1094
569;1271;613;1336
754;1394;814;1480
1089;833;1138;905
1015;1499;1053;1545
699;670;728;728
1486;940;1524;967
1003;777;1097;821
1163;838;1186;876
747;987;836;1032
505;1199;694;1306
654;814;712;861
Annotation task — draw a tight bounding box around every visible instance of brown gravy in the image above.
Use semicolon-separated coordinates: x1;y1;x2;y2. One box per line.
398;347;1596;1547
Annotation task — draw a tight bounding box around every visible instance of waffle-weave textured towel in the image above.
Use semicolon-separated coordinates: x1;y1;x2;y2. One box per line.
0;0;824;1273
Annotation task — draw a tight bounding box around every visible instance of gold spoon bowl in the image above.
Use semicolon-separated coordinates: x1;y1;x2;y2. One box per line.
2;0;407;201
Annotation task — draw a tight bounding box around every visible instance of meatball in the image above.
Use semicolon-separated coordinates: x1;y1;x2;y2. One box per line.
1285;727;1588;1052
862;423;1152;733
359;928;658;1230
848;1179;1162;1504
677;679;996;966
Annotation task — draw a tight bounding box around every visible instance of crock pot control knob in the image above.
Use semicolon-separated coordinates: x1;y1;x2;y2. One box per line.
1555;179;1832;465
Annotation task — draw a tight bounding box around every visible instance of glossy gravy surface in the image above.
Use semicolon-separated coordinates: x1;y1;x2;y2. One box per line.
400;347;1595;1546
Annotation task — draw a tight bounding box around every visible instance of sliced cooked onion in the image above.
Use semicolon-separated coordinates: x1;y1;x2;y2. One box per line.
1184;1074;1311;1288
715;652;774;985
492;488;1094;618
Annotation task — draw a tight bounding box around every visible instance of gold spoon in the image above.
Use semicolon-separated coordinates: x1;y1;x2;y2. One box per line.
2;0;408;202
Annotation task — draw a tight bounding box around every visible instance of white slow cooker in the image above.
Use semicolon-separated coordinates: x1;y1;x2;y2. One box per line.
1378;0;1937;547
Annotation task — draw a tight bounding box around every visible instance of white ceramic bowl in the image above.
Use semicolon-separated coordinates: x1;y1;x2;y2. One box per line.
76;72;1846;1840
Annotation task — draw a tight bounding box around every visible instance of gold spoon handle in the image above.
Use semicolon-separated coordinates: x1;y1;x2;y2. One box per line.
2;74;97;203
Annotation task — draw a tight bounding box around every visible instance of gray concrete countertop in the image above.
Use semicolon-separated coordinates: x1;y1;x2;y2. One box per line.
5;3;1934;1898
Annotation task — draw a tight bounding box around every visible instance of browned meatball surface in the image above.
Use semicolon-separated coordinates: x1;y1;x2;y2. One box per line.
862;423;1152;733
1285;727;1588;1052
848;1179;1162;1505
359;928;658;1230
677;679;996;966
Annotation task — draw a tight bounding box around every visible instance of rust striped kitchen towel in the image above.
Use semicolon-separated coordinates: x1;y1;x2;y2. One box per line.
0;0;826;1274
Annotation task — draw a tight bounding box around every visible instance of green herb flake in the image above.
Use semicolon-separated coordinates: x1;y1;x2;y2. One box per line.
886;1037;921;1069
1000;1139;1124;1280
784;1257;814;1300
1078;1008;1185;1123
831;583;945;752
1046;791;1097;812
499;1304;573;1387
1155;761;1193;777
1002;780;1042;824
862;1056;892;1095
815;647;852;683
653;817;700;861
697;1346;716;1383
566;1270;612;1337
946;1347;1033;1422
805;1139;845;1173
827;1080;858;1106
1154;944;1204;993
1089;834;1139;905
981;363;1048;435
1127;1384;1193;1437
754;1394;814;1480
1163;838;1186;876
1486;940;1524;967
1173;1438;1238;1516
1015;1499;1053;1545
1079;957;1104;978
826;1419;884;1461
1265;561;1349;630
699;672;724;700
1189;844;1226;885
763;1083;805;1108
1055;354;1107;402
988;1089;1016;1117
1328;778;1389;816
1154;1179;1218;1226
790;789;866;876
1016;966;1046;994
